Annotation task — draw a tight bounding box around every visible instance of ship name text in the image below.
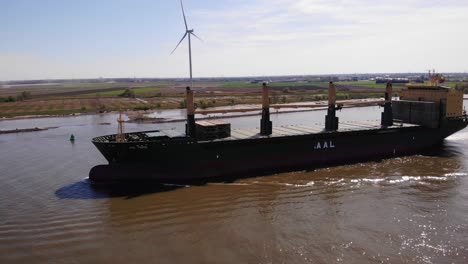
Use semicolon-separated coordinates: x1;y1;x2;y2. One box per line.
314;141;335;150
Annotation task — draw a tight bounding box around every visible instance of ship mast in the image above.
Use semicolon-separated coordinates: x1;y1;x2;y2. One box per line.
325;82;339;131
116;110;125;143
260;82;272;135
429;69;444;86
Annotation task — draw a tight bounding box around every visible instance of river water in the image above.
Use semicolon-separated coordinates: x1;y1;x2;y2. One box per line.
1;106;467;263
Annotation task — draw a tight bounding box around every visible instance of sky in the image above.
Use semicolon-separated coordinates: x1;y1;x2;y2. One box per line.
1;0;468;80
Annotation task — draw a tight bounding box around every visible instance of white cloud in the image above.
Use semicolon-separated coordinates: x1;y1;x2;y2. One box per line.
187;0;468;76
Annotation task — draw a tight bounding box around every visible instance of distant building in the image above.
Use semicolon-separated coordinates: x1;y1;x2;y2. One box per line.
250;79;264;84
375;77;409;84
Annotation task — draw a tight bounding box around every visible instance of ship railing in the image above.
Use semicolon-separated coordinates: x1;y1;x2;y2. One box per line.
92;135;114;143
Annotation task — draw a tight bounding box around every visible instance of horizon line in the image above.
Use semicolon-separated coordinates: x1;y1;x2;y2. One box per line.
2;72;468;83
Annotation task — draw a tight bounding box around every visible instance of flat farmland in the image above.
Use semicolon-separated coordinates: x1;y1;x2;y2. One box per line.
0;82;170;97
1;80;457;118
0;98;154;118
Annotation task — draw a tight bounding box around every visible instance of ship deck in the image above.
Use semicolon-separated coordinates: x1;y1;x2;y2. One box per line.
93;120;421;143
217;120;420;141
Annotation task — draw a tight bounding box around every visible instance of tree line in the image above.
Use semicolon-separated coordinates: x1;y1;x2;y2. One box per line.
0;91;32;102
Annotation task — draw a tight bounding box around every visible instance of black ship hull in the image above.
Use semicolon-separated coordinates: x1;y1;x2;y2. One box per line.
89;118;467;183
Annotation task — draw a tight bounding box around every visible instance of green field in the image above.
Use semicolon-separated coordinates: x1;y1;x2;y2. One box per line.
0;82;169;97
60;82;170;90
335;81;386;89
219;81;390;89
89;87;163;97
443;82;457;88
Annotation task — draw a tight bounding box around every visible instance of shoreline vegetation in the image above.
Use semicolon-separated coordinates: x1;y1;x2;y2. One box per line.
1;80;466;122
0;99;381;134
0;126;58;134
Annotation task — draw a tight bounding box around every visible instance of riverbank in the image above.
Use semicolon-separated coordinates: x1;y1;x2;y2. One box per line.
0;112;96;122
0;126;58;134
1;98;386;124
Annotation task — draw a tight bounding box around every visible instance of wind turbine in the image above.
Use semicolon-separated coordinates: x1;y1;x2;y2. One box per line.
171;0;202;89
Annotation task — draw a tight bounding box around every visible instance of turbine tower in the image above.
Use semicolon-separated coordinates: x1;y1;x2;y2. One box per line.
171;0;202;89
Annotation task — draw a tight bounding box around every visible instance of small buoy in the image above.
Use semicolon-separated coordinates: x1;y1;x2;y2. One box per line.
70;134;75;141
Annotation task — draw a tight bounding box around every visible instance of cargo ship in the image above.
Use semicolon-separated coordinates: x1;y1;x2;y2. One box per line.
89;75;468;183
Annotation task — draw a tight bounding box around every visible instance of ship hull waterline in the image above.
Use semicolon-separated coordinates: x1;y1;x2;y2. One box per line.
89;118;467;183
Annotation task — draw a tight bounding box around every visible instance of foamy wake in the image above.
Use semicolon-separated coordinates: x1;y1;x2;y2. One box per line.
444;172;467;177
255;175;447;188
351;178;385;183
165;172;465;189
322;173;465;186
386;176;448;183
283;181;315;187
446;131;468;141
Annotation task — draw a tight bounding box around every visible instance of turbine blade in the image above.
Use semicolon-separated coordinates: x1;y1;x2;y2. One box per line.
190;32;203;42
180;0;188;31
170;32;188;54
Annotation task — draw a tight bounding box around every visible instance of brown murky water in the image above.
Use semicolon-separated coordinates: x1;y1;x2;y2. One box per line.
1;107;468;263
